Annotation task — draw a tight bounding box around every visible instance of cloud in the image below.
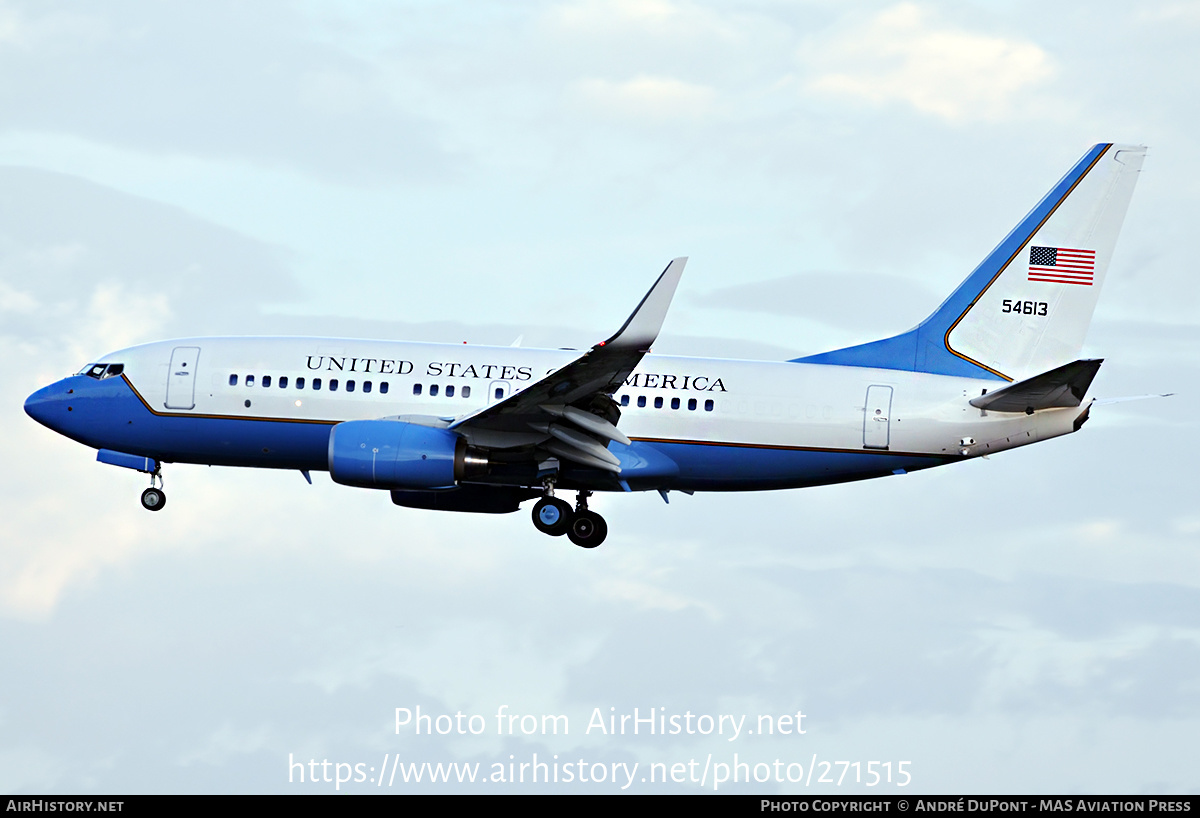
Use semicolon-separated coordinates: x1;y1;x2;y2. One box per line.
0;1;453;183
3;0;1198;794
549;0;737;44
0;168;303;618
0;166;296;341
690;272;941;335
1136;1;1200;23
575;76;717;120
540;0;767;104
0;5;106;52
802;3;1054;122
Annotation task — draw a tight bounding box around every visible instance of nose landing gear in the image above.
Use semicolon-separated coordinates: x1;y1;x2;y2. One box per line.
530;483;608;548
140;469;166;512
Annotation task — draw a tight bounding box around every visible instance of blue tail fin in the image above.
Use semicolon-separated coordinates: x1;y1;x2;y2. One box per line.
792;144;1145;382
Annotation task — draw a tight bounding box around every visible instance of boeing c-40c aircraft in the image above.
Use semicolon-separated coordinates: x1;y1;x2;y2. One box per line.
25;144;1145;548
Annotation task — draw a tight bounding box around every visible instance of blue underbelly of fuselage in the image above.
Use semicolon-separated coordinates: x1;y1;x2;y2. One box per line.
26;375;957;490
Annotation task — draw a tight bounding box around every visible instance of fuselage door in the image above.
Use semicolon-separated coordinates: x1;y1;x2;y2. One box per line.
165;346;201;410
863;385;893;450
488;380;511;405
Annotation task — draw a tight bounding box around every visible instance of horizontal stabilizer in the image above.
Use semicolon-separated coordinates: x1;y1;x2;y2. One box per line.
969;359;1102;412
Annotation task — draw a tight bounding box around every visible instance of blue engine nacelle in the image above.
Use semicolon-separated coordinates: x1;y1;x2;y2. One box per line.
328;420;487;490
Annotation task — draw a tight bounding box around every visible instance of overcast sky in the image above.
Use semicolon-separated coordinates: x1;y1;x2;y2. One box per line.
2;0;1197;794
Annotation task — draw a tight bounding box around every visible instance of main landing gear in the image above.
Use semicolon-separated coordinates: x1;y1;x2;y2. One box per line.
531;486;607;548
140;469;166;512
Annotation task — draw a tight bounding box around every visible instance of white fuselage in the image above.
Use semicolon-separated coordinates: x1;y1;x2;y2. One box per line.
102;336;1084;464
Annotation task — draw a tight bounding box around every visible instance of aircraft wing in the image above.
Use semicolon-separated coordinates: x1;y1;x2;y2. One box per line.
448;258;686;465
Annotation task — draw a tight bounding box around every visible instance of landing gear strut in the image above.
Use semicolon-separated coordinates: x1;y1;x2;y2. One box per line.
530;484;607;548
140;469;166;512
531;474;571;536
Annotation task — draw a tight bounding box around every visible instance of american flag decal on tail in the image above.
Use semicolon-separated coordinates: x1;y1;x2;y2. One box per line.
1028;245;1096;285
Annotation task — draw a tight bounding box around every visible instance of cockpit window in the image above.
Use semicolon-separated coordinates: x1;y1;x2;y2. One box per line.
77;363;125;380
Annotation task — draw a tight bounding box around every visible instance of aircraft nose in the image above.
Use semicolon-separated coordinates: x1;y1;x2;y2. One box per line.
24;383;65;429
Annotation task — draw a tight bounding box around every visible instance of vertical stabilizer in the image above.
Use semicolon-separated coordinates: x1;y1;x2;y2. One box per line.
794;144;1146;381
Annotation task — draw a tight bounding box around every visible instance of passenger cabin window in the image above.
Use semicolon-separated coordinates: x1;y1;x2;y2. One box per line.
637;396;646;408
446;385;455;397
705;399;714;411
279;376;288;388
346;380;356;393
296;377;305;389
312;378;321;390
262;375;272;387
363;381;372;394
620;395;629;406
430;384;439;397
380;382;389;394
246;375;255;387
688;398;697;411
413;384;422;396
329;379;339;392
229;374;238;386
461;385;469;398
654;397;663;409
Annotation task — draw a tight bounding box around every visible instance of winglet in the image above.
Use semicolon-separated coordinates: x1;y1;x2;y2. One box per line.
448;257;687;433
601;257;687;351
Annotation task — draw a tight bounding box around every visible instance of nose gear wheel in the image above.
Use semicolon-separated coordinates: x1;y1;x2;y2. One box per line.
140;486;166;511
140;468;166;511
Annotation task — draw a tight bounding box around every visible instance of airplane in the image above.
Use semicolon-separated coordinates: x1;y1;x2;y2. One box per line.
24;143;1145;548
